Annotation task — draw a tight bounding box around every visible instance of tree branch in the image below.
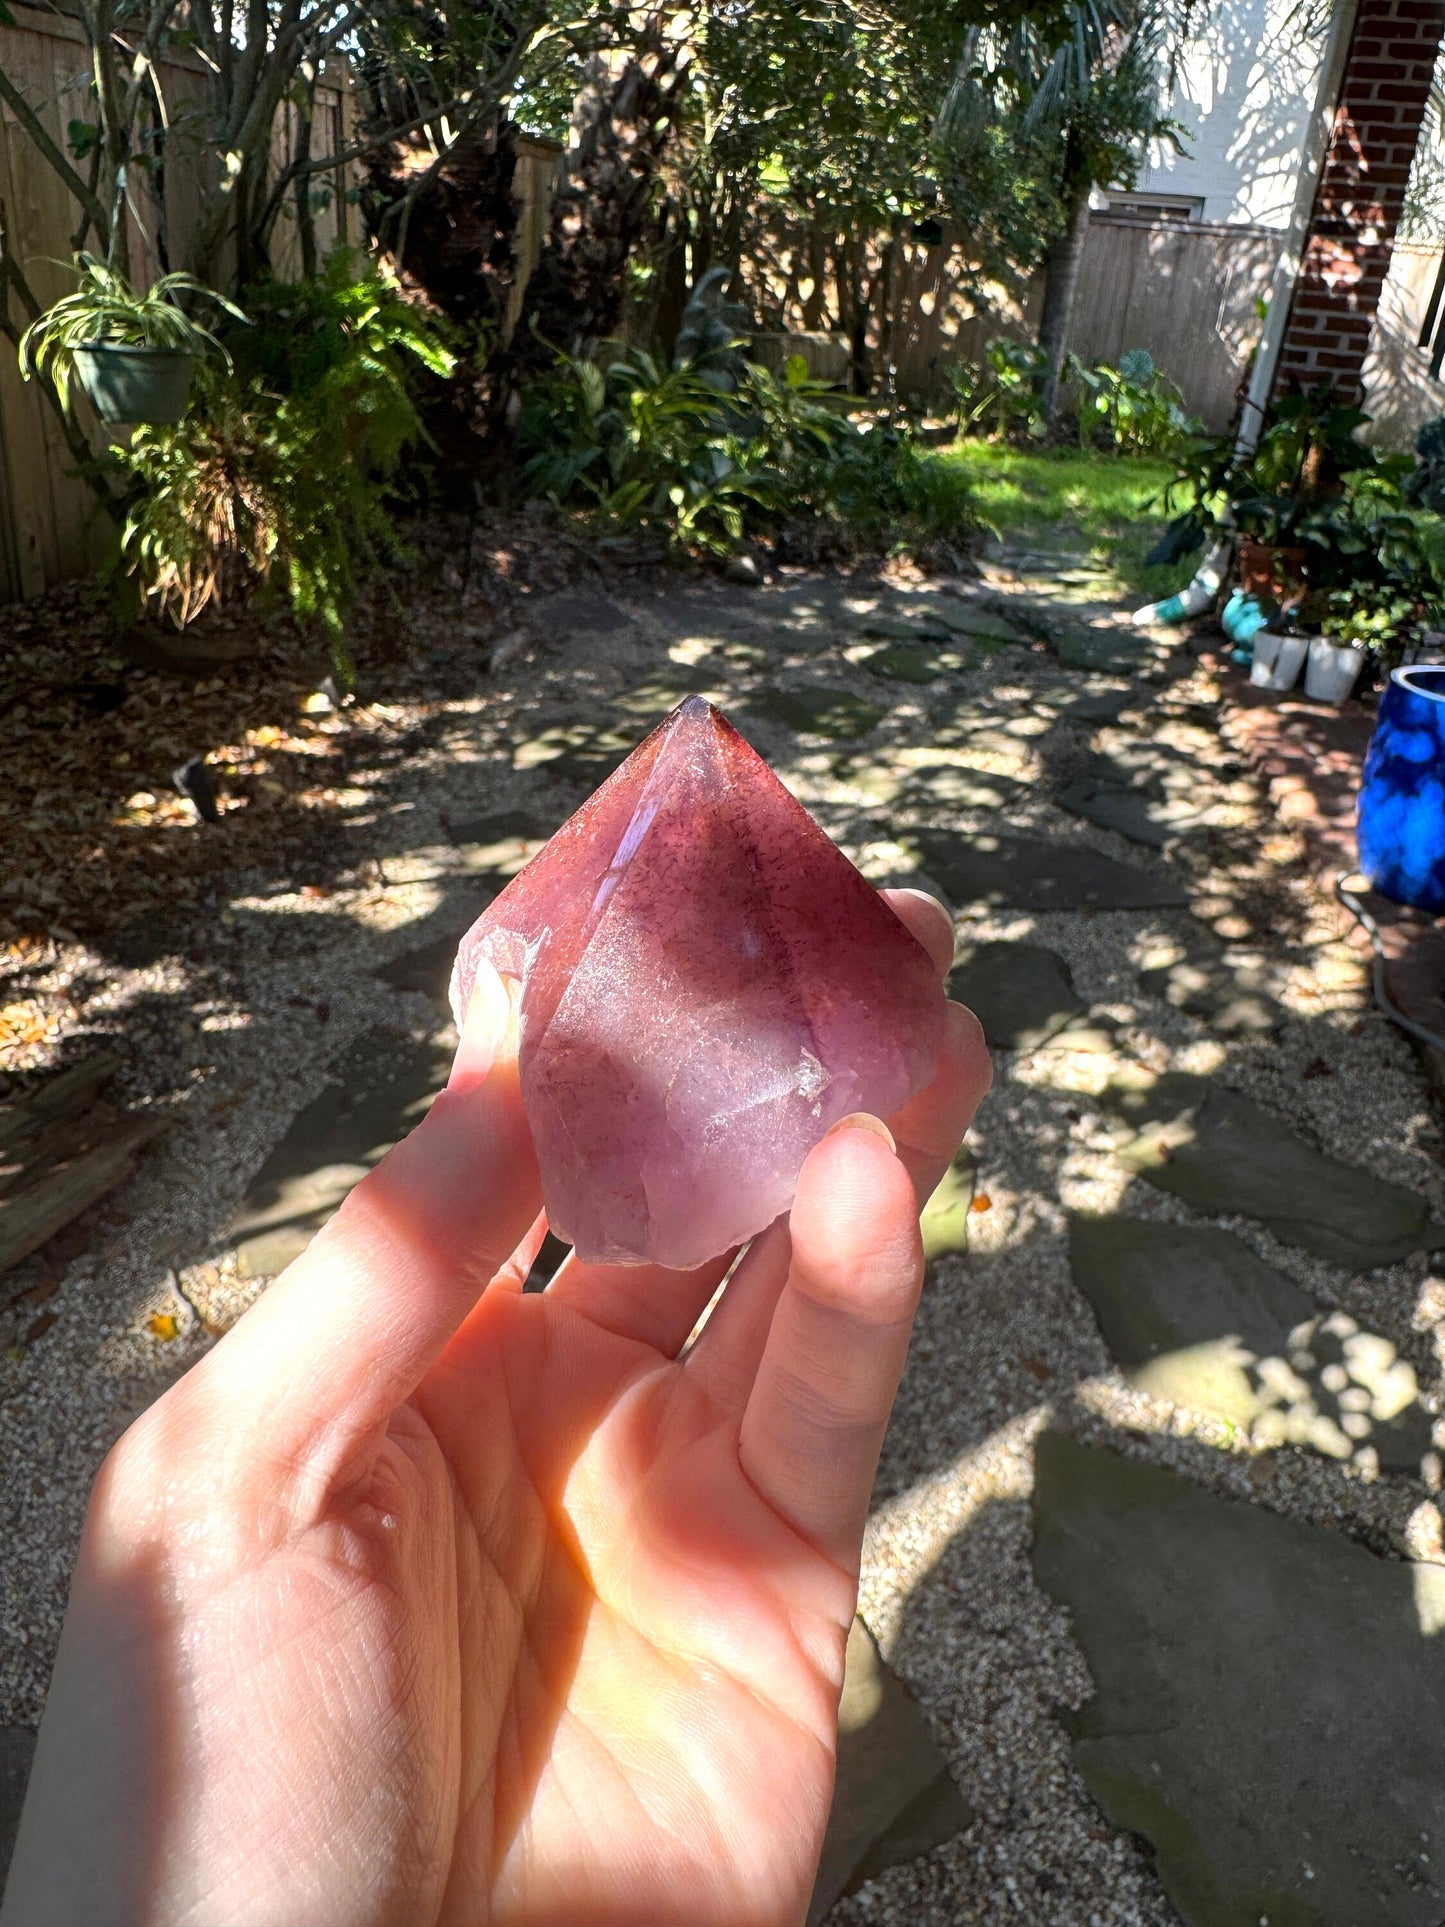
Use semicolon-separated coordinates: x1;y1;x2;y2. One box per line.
0;199;124;511
120;0;186;128
0;67;110;237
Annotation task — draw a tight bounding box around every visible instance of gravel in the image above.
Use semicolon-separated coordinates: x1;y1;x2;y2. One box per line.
3;560;1442;1926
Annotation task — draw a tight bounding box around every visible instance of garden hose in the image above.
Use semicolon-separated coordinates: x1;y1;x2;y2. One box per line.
1132;539;1231;627
1336;872;1445;1055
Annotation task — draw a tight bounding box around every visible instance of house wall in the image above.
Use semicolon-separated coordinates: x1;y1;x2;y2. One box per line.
1275;0;1445;399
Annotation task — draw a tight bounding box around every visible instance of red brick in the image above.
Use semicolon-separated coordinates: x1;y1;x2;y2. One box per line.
1384;0;1445;22
1371;81;1437;102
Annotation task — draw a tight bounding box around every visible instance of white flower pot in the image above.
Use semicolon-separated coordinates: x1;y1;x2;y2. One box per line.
1303;636;1366;704
1249;629;1307;691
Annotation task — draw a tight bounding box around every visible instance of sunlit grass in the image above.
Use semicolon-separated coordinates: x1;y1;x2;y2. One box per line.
921;442;1199;598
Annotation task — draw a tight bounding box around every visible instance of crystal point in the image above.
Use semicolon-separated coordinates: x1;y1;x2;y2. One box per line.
451;697;944;1268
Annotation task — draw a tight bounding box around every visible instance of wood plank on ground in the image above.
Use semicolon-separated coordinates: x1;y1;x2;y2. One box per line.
0;1113;167;1275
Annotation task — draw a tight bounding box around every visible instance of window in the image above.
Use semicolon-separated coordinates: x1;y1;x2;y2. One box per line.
1104;193;1205;224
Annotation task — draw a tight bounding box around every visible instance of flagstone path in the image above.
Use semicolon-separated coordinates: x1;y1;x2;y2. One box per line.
3;543;1445;1925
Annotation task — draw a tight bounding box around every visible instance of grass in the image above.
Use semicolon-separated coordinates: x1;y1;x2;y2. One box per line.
922;441;1200;599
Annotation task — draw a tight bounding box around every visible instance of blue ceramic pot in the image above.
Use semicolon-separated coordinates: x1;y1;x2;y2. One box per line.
1358;665;1445;914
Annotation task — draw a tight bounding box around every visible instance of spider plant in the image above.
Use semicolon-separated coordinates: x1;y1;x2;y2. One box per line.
18;256;245;414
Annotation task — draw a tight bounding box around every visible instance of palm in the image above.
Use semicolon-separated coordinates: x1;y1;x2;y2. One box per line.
2;898;986;1927
412;1287;848;1927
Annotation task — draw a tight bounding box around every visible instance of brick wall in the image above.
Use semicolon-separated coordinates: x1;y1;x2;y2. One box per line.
1273;0;1445;400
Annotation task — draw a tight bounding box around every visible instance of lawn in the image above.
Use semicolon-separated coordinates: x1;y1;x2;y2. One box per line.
925;442;1199;599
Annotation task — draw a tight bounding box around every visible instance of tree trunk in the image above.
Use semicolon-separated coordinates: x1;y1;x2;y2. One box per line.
293;76;318;283
1036;185;1091;422
364;121;520;332
502;13;689;387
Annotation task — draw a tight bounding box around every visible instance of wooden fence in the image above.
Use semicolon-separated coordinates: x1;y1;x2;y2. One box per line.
881;215;1280;429
0;1;355;604
1362;241;1445;450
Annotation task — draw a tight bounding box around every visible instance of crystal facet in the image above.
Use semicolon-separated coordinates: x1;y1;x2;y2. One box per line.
451;697;945;1268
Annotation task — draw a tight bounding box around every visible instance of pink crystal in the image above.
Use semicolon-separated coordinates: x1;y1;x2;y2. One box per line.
450;697;944;1268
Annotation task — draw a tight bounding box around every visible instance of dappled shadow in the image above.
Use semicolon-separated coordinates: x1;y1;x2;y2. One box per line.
5;532;1445;1927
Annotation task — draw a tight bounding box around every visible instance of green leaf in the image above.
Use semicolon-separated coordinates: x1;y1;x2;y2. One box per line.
68;118;101;159
0;1;15;26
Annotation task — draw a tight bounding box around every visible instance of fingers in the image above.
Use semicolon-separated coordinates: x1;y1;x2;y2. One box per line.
891;999;991;1207
544;1246;738;1356
689;1000;989;1403
880;885;956;978
180;962;543;1509
737;1121;924;1568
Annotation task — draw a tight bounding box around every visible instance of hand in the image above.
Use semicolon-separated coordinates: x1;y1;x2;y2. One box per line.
2;890;989;1927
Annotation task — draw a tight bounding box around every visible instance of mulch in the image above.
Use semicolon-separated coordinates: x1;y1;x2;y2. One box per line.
0;508;671;1087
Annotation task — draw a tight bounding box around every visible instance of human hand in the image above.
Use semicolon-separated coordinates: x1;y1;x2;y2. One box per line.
2;890;989;1927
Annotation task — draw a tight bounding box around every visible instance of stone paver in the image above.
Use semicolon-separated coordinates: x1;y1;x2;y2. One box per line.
0;1725;35;1893
1058;774;1178;848
1137;950;1280;1034
918;1149;976;1261
745;686;885;740
947;942;1084;1050
529;591;634;634
809;1617;971;1925
1108;1072;1443;1270
1032;1431;1445;1927
862;644;959;685
1069;1215;1430;1468
229;1024;454;1276
905;830;1188;912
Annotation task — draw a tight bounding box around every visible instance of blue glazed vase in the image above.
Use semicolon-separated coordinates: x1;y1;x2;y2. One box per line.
1358;665;1445;914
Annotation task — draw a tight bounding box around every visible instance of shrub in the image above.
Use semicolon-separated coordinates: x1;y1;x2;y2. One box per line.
108;253;455;677
517;347;973;556
948;338;1049;442
1068;349;1199;459
1405;415;1445;515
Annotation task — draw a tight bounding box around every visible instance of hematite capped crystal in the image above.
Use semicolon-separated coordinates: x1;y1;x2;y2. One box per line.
451;697;944;1267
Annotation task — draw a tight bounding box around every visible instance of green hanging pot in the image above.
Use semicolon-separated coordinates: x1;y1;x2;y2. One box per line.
72;342;196;424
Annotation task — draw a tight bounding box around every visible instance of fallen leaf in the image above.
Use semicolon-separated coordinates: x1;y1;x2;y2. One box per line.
147;1312;180;1340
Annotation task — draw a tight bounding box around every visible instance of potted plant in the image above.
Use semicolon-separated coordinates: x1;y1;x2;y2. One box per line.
1296;461;1445;700
1249;604;1309;692
18;256;243;425
1310;593;1418;709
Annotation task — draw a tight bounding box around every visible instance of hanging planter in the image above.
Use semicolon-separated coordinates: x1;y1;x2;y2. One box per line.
17;255;243;426
1358;665;1445;914
72;343;196;424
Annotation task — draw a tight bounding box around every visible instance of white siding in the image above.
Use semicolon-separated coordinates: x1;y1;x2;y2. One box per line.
1129;0;1329;229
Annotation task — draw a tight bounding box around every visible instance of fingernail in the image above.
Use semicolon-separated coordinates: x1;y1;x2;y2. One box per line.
896;884;955;936
896;883;954;924
449;960;513;1086
825;1112;897;1152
